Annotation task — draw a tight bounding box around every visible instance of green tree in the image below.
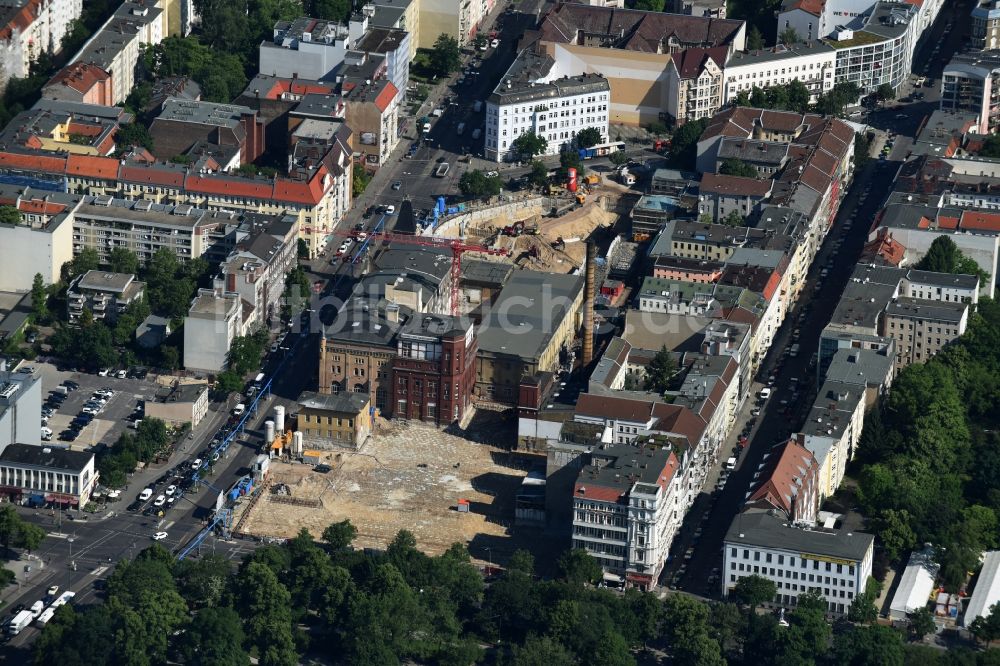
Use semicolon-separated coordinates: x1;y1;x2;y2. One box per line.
719;158;757;178
115;123;154;152
0;205;20;225
556;548;602;585
511;131;548;160
558;149;585;180
510;635;575;666
160;345;180;371
730;574;776;609
971;604;1000;646
610;150;629;167
528;160;550;187
459;169;503;197
915;236;990;284
787;79;812;114
230;561;299;666
981;135;1000;158
779;26;800;44
848;576;881;624
734;90;752;107
176;606;248;666
832;624;905;666
30;273;48;322
663;594;724;665
322;519;357;550
429;34;461;76
631;0;663;9
747;25;765;50
722;210;745;226
310;0;351;22
352;168;372;197
174;554;232;607
908;606;936;641
108;247;140;274
67;248;100;280
668;118;708;170
876;82;897;105
576;127;603;148
644;345;677;393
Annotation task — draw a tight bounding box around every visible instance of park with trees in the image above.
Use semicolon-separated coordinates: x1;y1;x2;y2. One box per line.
32;526;1000;666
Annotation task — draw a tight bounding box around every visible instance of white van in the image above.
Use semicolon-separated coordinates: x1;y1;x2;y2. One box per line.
758;388;771;400
472;128;481;140
233;403;245;416
725;457;737;471
139;488;153;501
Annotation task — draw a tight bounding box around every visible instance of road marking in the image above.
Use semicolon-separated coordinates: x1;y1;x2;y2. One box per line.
90;566;108;577
48;532;68;539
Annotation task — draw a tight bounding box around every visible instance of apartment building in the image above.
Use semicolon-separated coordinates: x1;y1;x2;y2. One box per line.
70;1;165;105
0;369;41;450
183;289;244;372
66;270;145;325
296;391;373;450
215;214;299;331
485;49;609;163
972;0;1000;50
652;256;725;283
665;46;727;124
883;298;969;370
747;438;820;524
42;62;113;106
340;76;400;167
941;50;1000;134
419;0;493;46
260;17;350;80
723;508;874;615
529;5;746;126
0;444;97;508
825;2;920;95
0;187;77;290
318;302;477;424
698;173;773;222
572;444;682;590
0;0;82;90
0;125;353;257
723;41;836;105
70;197;239;265
369;0;419;56
797;380;866;500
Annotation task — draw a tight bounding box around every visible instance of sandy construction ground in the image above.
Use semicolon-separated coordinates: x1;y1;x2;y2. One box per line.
239;420;528;555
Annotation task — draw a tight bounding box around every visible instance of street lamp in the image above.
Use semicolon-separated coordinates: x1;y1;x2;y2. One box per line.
67;536;75;589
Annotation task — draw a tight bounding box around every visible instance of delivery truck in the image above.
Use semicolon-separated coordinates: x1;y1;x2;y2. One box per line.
7;610;33;635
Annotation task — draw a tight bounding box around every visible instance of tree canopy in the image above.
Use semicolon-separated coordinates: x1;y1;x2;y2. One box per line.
915;236;990;284
429;34;461;76
644;346;677;394
719;158;758;179
512;131;548;160
459;170;503;198
576;127;603;149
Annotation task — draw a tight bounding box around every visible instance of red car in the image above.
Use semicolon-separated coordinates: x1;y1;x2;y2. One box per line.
738;436;748;449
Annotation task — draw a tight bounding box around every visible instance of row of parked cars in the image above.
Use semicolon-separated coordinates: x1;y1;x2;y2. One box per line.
55;385;115;443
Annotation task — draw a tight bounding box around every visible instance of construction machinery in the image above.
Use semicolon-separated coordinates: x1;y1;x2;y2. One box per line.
575;193;586;205
551;236;566;250
500;220;539;237
582;174;600;186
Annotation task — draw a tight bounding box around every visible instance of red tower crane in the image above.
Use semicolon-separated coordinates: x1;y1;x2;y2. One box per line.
352;230;508;316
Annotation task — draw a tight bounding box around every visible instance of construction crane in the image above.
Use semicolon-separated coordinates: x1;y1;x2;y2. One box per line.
354;229;509;315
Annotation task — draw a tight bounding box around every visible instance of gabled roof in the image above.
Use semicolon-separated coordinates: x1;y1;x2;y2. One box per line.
672;46;728;79
748;438;817;518
701;173;772;197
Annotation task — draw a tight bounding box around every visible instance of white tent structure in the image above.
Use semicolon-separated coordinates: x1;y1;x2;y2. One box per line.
889;547;938;621
965;551;1000;627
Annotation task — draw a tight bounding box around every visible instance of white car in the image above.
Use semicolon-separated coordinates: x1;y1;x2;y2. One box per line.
107;490;121;499
386;205;396;215
40;427;52;441
490;38;499;48
191;459;203;470
98;369;110;377
116;369;127;379
153;495;166;507
165;485;177;496
81;407;99;416
152;532;168;541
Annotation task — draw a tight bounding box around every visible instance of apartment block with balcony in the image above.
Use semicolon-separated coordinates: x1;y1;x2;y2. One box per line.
572;444;682;590
666;46;726;124
66;270;145;325
723;41;836;105
972;0;1000;50
941;50;1000;135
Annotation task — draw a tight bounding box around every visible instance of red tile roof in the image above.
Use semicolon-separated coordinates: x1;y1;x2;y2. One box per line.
574;482;623;502
374;82;398;113
861;228;905;266
748;438;818;518
120;165;185;187
66;154;119;180
960;210;1000;232
0;0;41;41
672;46;728;79
46;62;110;94
784;0;825;16
575;393;653;422
18;199;66;215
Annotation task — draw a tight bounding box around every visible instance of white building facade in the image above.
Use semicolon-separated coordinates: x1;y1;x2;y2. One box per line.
485;53;610;163
723;509;875;615
723;44;836;104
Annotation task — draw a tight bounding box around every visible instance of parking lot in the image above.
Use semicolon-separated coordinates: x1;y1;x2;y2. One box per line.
30;362;162;451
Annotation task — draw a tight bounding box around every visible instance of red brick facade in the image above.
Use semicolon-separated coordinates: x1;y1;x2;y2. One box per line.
390;331;477;425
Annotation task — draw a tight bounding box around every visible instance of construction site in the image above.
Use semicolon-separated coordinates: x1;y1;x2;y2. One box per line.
433;171;638;275
235;417;548;559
